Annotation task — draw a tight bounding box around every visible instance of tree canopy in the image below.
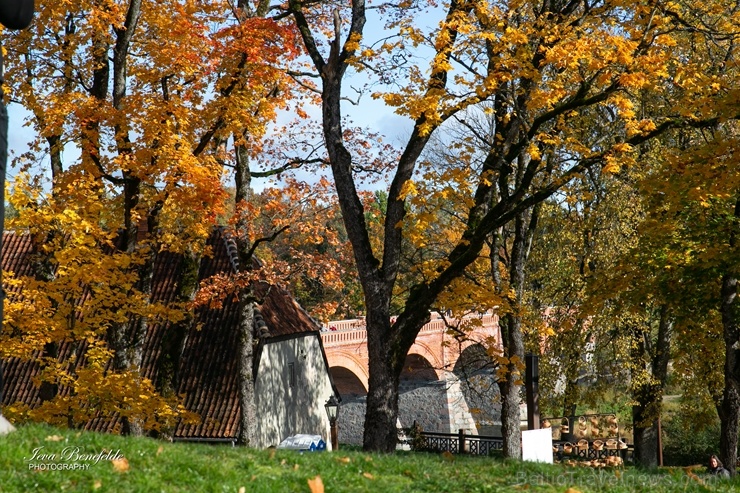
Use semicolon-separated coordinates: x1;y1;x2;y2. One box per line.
2;0;740;465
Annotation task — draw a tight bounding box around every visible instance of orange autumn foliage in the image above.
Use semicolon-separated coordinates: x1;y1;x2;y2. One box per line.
1;0;303;432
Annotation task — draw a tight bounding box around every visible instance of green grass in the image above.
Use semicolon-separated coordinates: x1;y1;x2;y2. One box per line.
0;423;738;492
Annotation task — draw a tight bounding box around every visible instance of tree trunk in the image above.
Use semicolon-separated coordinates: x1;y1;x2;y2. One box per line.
120;271;156;436
362;310;399;452
31;232;61;404
499;315;524;458
234;135;258;446
719;382;739;476
495;205;536;458
631;306;672;468
236;294;258;445
720;271;739;475
110;207;159;437
632;383;661;468
717;196;740;475
154;249;200;439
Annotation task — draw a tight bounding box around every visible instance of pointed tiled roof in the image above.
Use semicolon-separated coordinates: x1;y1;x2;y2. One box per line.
1;228;321;440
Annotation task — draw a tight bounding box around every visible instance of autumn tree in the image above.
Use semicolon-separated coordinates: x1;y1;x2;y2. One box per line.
286;0;740;455
524;156;676;467
614;123;740;472
580;0;740;470
525;168;640;413
1;0;302;437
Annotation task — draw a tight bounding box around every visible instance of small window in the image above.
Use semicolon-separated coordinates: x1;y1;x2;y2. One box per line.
288;362;296;388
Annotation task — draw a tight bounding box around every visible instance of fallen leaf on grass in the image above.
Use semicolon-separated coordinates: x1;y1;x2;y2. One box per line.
364;456;373;462
93;480;102;490
362;472;374;479
45;435;64;442
441;451;454;462
238;487;246;493
111;457;130;473
156;446;164;456
564;488;582;493
685;471;705;485
293;463;300;470
336;456;351;464
307;475;324;493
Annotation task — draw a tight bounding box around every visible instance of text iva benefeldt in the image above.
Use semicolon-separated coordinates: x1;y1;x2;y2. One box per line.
26;446;125;470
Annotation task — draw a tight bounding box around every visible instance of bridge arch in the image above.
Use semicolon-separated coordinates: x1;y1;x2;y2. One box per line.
330;366;367;397
453;343;495;377
327;352;368;447
400;353;439;382
407;340;444;379
326;351;368;392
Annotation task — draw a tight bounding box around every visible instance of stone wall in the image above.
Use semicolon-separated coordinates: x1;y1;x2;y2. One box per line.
398;380;451;432
337;374;502;445
337;395;365;446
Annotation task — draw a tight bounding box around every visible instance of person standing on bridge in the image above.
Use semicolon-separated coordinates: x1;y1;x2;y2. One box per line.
0;0;35;435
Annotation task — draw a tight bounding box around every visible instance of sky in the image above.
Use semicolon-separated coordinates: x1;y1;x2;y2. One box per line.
4;2;444;195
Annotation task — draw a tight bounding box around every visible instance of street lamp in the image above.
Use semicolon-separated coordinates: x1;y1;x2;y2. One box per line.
325;395;340;451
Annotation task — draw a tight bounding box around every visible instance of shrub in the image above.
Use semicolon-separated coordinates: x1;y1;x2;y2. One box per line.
661;410;721;467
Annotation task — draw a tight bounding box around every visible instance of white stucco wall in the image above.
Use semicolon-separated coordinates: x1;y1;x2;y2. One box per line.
254;334;336;449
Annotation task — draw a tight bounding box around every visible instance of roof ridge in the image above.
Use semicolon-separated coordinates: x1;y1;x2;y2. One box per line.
254;306;270;338
218;227;240;274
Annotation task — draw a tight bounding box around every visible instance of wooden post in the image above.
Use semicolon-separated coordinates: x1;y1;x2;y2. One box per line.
525;354;540;430
459;428;465;454
330;419;338;451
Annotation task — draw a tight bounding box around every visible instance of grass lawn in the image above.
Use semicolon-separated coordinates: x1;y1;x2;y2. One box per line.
0;423;737;492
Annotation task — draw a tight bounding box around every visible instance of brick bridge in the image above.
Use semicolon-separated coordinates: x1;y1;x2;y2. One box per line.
320;312;503;445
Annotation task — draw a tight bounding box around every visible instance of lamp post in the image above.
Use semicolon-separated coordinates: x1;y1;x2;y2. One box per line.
325;395;340;451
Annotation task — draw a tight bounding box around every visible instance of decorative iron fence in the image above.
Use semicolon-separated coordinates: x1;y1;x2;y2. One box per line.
399;425;503;456
399;414;633;461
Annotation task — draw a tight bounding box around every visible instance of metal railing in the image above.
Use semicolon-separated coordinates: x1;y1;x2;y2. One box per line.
399;413;633;460
399;425;503;456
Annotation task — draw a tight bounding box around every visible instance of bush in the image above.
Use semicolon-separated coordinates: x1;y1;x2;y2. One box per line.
401;422;427;451
661;411;721;467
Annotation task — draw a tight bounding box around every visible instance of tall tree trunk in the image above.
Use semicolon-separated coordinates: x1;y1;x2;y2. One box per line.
31;232;61;404
718;196;740;475
560;322;587;440
236;293;258;445
632;383;661;468
720;271;739;476
362;307;399;451
106;191;161;437
495;209;533;458
498;313;524;458
631;306;672;468
233;139;259;446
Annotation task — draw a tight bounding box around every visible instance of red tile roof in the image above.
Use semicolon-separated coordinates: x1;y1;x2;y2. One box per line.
1;228;321;440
